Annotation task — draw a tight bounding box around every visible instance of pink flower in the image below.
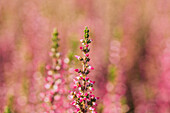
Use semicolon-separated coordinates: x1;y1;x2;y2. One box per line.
74;69;80;72
76;76;80;80
89;80;95;84
84;97;87;100
80;47;83;50
89;87;94;91
78;84;81;87
71;101;75;105
85;54;89;57
75;55;80;59
80;39;84;42
49;52;53;56
46;65;51;70
40;93;45;98
91;95;95;98
73;85;77;89
85;77;89;81
85;93;88;96
79;98;83;102
44;83;51;89
76;108;80;112
93;102;97;106
96;97;100;100
77;94;81;98
88;66;94;70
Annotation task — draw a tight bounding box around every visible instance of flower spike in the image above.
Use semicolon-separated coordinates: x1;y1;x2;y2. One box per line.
70;27;99;113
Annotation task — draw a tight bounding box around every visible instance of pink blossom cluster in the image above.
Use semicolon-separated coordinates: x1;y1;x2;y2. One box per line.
40;29;69;113
70;27;99;113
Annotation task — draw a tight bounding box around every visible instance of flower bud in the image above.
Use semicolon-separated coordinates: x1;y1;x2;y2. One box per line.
71;101;76;105
40;93;45;98
74;69;80;72
89;87;94;91
79;98;83;103
80;47;83;50
93;102;97;106
76;108;80;112
85;54;89;57
73;85;77;89
84;97;87;100
46;65;51;70
78;84;81;87
80;39;84;42
49;52;53;56
86;44;89;47
75;55;80;59
55;53;60;57
88;66;94;70
75;55;83;61
96;97;100;100
85;77;89;81
73;79;78;84
76;76;80;80
85;93;88;96
45;83;51;89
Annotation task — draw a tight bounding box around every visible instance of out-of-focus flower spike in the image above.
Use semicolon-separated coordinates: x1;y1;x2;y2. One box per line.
42;28;69;113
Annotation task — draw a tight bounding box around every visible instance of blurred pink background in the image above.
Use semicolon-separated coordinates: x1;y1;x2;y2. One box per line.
0;0;170;113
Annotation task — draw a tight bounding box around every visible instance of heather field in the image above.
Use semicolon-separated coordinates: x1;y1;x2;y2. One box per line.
0;0;170;113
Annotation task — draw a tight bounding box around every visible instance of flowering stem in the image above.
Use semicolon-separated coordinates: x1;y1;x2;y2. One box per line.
42;29;66;112
71;27;99;113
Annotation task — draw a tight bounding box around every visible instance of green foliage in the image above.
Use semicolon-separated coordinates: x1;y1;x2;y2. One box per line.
3;106;12;113
68;36;79;54
120;96;127;105
52;28;59;49
67;35;79;63
22;76;29;95
6;95;14;110
38;63;46;74
68;52;74;62
113;26;123;40
97;104;104;113
108;65;117;82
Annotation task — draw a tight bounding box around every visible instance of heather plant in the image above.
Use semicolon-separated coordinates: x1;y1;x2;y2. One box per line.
1;0;170;113
41;29;69;113
70;27;99;113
